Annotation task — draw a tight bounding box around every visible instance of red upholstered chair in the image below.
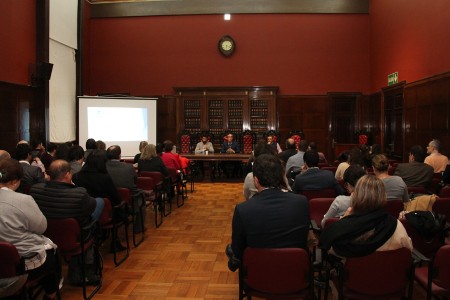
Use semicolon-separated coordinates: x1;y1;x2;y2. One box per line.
0;242;28;298
289;130;305;150
99;198;130;266
45;218;102;300
440;186;450;198
239;248;313;299
332;247;413;300
139;171;171;216
117;187;145;247
407;186;429;195
177;130;192;154
137;176;163;228
309;198;334;232
414;245;450;300
358;134;368;145
241;130;256;155
384;199;404;218
167;167;186;208
400;218;445;259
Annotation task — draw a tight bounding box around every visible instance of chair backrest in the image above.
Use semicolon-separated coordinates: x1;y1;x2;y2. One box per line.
407;186;429;195
440;186;450;198
136;176;155;191
383;199;404;218
400;218;444;258
45;218;82;254
432;245;450;290
433;197;450;224
358;134;368;145
300;188;336;201
241;247;311;297
99;198;113;226
342;247;412;298
288;130;305;150
117;187;132;205
177;130;192;154
139;171;164;183
241;130;256;154
0;242;21;278
309;198;335;229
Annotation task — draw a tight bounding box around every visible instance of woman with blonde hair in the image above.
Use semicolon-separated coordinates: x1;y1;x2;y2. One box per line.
133;141;148;164
320;175;412;257
372;154;409;202
137;144;169;177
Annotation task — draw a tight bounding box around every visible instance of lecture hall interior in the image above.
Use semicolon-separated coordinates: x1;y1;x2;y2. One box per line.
1;0;450;299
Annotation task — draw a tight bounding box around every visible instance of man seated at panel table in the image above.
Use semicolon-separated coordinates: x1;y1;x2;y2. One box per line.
195;134;214;154
220;133;241;178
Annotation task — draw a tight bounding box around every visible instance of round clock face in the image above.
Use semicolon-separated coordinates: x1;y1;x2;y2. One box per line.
218;35;235;57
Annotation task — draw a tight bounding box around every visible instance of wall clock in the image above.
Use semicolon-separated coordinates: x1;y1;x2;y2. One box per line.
218;35;236;57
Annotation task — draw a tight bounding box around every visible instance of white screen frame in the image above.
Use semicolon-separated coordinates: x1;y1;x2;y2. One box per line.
78;96;157;158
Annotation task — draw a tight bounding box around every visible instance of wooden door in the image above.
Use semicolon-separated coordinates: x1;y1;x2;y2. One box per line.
382;83;405;161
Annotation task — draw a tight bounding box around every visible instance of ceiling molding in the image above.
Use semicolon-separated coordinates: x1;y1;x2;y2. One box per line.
90;0;369;18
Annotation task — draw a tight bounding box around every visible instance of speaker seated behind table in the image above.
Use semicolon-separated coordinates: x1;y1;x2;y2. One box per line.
220;134;241;178
195;134;214;154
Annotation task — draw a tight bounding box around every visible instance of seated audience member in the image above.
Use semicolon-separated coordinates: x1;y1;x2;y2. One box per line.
0;158;60;299
15;143;45;193
266;134;282;153
285;140;308;175
321;165;366;227
40;142;57;170
335;147;365;180
0;149;11;161
30;159;103;284
372;154;409;202
320;175;412;258
292;150;345;195
69;145;85;174
394;145;434;188
425;139;449;173
227;154;310;271
195;134;214;154
84;138;96;160
243;143;282;200
96;140;106;151
278;138;297;164
106;145;146;232
220;133;241;178
161;140;181;170
138;144;169;177
309;141;328;165
133;141;148;164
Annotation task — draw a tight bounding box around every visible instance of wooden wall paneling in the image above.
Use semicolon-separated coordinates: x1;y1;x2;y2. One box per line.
157;95;177;143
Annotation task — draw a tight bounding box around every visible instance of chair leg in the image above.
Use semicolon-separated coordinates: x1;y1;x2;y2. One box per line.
112;222;129;266
163;190;172;217
154;196;163;228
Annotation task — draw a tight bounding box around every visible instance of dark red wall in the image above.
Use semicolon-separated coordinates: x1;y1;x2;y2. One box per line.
85;14;371;96
0;0;36;85
370;0;450;91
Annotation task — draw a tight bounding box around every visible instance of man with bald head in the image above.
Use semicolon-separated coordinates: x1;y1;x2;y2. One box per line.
0;150;11;161
278;138;297;164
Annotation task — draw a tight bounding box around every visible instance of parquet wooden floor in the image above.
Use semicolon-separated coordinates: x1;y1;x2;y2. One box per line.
60;182;242;300
59;182;427;300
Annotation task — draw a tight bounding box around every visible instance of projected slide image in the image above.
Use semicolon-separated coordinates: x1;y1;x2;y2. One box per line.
88;107;148;141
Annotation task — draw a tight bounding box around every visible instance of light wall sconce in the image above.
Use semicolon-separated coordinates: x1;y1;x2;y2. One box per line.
224;14;231;21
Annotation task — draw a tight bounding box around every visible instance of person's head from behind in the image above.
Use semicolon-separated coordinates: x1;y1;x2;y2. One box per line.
86;138;96;150
155;143;164;155
15;143;32;162
139;141;148;153
96;140;106;150
372;154;389;173
69;145;85;162
303;150;319;168
343;165;367;193
0;150;11;161
253;154;283;189
47;159;72;182
253;141;277;158
285;138;296;150
409;145;426;163
226;134;234;143
141;144;158;160
106;145;121;160
0;158;23;191
46;142;58;155
351;175;387;214
163;140;174;153
299;140;309;152
55;143;70;162
84;149;107;173
427;139;441;154
308;142;319;152
349;147;364;166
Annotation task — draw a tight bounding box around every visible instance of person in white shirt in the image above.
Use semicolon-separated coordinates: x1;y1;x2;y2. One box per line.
195;135;214;154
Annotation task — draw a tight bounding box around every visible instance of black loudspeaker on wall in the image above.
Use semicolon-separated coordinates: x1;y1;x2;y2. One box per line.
29;62;53;87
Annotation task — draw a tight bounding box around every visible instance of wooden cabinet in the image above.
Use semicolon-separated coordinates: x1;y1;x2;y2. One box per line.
174;86;278;147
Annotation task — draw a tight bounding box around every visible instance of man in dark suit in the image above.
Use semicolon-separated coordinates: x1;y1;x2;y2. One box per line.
15;143;45;193
220;133;241;177
292;150;345;195
220;133;240;154
227;154;310;271
278;138;298;164
106;145;146;232
394;145;434;188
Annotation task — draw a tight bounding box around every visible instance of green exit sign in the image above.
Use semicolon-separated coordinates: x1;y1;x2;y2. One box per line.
388;72;399;86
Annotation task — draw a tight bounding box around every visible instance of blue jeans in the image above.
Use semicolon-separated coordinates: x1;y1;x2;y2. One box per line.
90;197;104;221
